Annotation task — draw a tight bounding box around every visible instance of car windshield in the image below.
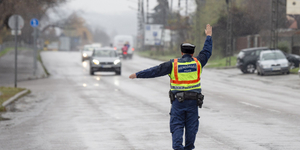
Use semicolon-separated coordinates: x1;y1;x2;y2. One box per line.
84;47;94;51
94;50;117;57
262;52;286;60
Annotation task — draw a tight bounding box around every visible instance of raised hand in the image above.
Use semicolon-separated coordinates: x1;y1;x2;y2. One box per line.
205;24;212;36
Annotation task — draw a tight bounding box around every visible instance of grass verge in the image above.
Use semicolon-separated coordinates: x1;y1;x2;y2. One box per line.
38;50;50;76
0;47;30;58
290;67;299;74
205;56;237;68
0;87;29;111
0;47;13;58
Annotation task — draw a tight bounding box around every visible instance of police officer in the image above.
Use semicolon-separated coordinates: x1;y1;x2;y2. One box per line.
129;24;212;150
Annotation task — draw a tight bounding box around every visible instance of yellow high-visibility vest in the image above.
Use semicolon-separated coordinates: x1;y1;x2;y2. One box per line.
169;58;202;91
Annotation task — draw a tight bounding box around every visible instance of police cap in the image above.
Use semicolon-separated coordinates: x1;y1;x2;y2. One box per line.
181;43;196;54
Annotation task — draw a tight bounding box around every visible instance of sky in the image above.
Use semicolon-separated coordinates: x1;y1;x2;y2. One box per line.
49;0;196;38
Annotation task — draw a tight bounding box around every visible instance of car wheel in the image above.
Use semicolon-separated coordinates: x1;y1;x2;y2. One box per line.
287;71;290;75
241;69;247;74
257;70;260;75
246;64;255;73
90;68;94;75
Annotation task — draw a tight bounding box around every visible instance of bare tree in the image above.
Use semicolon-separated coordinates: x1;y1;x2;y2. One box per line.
0;0;66;43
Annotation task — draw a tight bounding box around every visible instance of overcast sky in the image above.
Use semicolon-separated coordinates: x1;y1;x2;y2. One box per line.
50;0;196;37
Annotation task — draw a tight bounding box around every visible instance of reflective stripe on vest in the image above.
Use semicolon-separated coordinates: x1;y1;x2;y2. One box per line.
169;57;202;91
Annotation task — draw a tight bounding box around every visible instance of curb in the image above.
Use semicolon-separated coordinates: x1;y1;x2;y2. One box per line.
2;89;30;107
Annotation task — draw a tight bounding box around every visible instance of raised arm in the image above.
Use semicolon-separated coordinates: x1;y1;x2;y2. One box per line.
196;24;213;67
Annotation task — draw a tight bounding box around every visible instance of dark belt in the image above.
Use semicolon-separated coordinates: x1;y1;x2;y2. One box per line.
175;92;199;102
169;91;204;108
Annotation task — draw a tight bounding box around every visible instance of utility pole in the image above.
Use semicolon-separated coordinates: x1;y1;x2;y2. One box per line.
141;0;145;49
177;0;181;43
270;0;278;49
146;0;149;24
195;0;202;51
138;0;141;49
185;0;188;16
178;0;181;23
170;0;173;12
14;16;18;88
225;0;233;66
170;0;174;51
185;0;189;40
160;1;167;53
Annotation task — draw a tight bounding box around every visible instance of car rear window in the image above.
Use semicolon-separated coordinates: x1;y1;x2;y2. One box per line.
84;47;94;51
94;50;117;57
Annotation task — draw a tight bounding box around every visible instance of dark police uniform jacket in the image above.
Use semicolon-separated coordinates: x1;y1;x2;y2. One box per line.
136;36;213;94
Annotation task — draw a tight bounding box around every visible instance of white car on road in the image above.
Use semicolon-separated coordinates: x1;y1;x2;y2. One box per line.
81;44;102;61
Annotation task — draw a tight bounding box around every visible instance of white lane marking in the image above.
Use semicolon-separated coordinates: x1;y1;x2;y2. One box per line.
267;109;281;113
239;101;261;108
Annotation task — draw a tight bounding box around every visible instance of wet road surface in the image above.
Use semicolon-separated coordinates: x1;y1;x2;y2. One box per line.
0;51;300;150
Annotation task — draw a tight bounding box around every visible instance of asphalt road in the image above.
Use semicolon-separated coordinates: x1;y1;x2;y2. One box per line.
0;51;300;150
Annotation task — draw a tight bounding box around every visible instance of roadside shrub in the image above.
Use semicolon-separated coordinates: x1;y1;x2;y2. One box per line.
278;41;290;53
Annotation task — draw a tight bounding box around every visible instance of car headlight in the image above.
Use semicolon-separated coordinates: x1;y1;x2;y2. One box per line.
114;59;121;65
262;64;269;68
83;53;87;57
281;63;288;67
93;59;100;65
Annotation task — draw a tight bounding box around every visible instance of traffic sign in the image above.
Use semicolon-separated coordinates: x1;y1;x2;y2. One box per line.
30;18;39;27
8;15;24;30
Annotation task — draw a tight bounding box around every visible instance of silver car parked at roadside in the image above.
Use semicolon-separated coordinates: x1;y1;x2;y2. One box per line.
256;50;289;76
